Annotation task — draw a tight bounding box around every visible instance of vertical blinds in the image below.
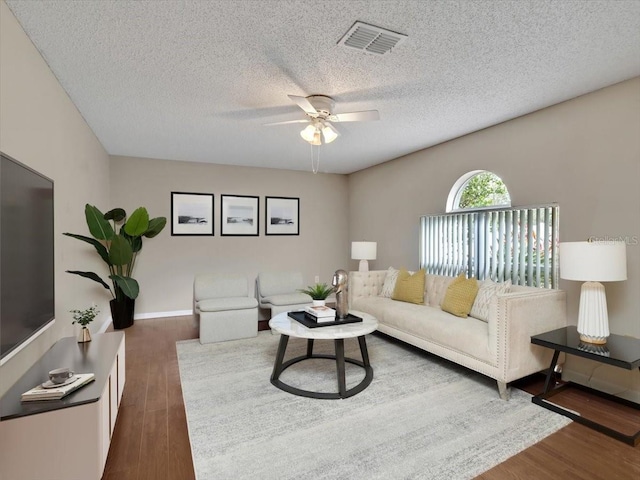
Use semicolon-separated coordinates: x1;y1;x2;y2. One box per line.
419;204;559;288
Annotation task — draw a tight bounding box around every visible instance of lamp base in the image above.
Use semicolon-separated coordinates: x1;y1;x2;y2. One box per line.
577;342;610;356
578;333;607;345
358;259;369;272
576;281;609;345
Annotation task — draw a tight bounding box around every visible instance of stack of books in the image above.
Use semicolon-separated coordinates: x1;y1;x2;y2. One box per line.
21;373;95;402
304;305;337;323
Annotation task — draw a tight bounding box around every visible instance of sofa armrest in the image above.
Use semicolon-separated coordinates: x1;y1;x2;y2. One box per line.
488;289;567;382
348;271;387;306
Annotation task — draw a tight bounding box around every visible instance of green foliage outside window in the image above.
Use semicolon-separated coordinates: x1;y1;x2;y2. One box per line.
458;172;510;209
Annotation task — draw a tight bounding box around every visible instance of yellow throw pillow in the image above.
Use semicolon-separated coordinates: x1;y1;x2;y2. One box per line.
392;269;426;305
441;274;479;317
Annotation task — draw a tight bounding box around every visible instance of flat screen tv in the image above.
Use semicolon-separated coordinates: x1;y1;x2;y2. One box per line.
0;152;55;363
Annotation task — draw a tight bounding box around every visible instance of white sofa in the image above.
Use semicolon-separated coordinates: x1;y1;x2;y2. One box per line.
348;270;567;399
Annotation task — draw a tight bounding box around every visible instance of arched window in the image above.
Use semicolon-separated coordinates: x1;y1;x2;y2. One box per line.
422;171;559;288
446;170;511;212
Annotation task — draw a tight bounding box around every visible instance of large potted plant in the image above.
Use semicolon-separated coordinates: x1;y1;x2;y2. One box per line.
64;204;166;329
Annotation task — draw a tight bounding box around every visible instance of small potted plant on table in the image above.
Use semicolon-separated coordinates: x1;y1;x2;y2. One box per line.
299;283;335;307
71;304;100;343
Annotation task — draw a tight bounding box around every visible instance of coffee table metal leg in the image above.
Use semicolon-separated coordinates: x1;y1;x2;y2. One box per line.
271;334;289;381
306;339;314;357
335;339;346;397
358;335;370;367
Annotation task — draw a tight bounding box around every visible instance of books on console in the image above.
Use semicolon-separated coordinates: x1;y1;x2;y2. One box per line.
304;305;337;322
21;373;95;402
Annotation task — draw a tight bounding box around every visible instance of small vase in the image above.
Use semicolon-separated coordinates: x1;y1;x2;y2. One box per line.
78;327;92;343
312;299;326;307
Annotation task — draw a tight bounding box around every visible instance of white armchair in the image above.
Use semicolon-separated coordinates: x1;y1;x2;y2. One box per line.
194;273;258;344
256;272;312;317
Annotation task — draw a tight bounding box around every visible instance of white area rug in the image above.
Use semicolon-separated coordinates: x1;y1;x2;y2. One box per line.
177;332;570;480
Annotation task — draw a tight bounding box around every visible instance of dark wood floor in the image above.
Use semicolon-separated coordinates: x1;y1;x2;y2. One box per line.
103;316;640;480
103;316;197;480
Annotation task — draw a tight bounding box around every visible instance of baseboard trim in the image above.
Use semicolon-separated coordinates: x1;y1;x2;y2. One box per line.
96;310;194;333
562;369;640;404
134;309;193;320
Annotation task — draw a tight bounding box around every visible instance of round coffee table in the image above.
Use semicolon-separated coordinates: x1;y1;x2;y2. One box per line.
268;310;378;399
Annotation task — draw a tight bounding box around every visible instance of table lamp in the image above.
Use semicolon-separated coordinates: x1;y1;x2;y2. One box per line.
559;240;627;344
352;241;377;272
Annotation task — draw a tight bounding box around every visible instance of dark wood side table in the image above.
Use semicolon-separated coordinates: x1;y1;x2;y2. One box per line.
531;326;640;446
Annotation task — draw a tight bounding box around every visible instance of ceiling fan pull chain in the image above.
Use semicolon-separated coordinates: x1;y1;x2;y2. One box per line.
311;144;320;174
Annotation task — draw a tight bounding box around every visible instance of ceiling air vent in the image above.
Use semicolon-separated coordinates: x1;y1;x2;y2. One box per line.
337;21;407;55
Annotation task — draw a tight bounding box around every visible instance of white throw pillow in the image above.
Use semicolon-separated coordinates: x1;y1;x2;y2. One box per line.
470;279;511;322
380;267;399;297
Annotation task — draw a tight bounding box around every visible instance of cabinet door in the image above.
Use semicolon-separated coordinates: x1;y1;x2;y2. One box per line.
109;360;118;435
117;337;126;406
99;379;111;472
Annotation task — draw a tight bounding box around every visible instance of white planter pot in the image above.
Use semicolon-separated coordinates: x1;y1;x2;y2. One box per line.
312;300;326;307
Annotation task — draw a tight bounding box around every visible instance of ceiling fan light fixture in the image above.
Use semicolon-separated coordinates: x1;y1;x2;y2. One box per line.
311;131;322;146
300;124;317;143
322;125;338;143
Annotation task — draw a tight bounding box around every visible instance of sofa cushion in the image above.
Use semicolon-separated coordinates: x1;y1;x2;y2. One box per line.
470;279;512;322
262;292;310;306
381;301;492;363
441;274;479;317
425;274;455;307
198;297;257;312
351;295;394;319
380;267;400;297
392;269;425;304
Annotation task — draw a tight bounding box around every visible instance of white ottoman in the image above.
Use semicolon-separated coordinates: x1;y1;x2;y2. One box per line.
198;297;258;343
194;274;258;344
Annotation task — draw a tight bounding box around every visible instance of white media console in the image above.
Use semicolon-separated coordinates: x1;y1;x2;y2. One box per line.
0;332;125;479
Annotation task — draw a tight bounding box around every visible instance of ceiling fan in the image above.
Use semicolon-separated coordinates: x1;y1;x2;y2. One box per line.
265;95;380;145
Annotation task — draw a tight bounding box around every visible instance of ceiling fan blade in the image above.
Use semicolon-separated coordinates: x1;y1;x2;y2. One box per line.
263;119;310;126
331;110;380;122
288;95;318;116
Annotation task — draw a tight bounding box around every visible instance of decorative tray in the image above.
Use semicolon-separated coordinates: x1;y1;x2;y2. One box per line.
288;311;363;328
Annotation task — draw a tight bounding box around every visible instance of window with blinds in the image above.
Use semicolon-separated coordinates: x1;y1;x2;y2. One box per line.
419;204;559;288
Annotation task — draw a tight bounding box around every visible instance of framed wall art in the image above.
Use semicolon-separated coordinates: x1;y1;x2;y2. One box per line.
220;195;259;236
265;196;299;236
171;192;214;236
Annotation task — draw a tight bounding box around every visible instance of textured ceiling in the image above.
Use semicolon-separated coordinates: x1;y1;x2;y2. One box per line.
5;0;640;174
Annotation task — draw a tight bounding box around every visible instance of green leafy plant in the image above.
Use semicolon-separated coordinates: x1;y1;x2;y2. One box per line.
70;304;100;327
64;204;167;301
458;172;510;209
299;283;334;300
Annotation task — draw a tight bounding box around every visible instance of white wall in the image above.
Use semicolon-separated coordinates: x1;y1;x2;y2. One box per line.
349;78;640;401
109;156;349;317
0;1;111;396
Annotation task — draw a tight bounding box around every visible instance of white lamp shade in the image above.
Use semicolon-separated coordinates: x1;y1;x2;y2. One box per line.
351;241;377;260
322;125;338;143
300;124;317;143
560;241;627;282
